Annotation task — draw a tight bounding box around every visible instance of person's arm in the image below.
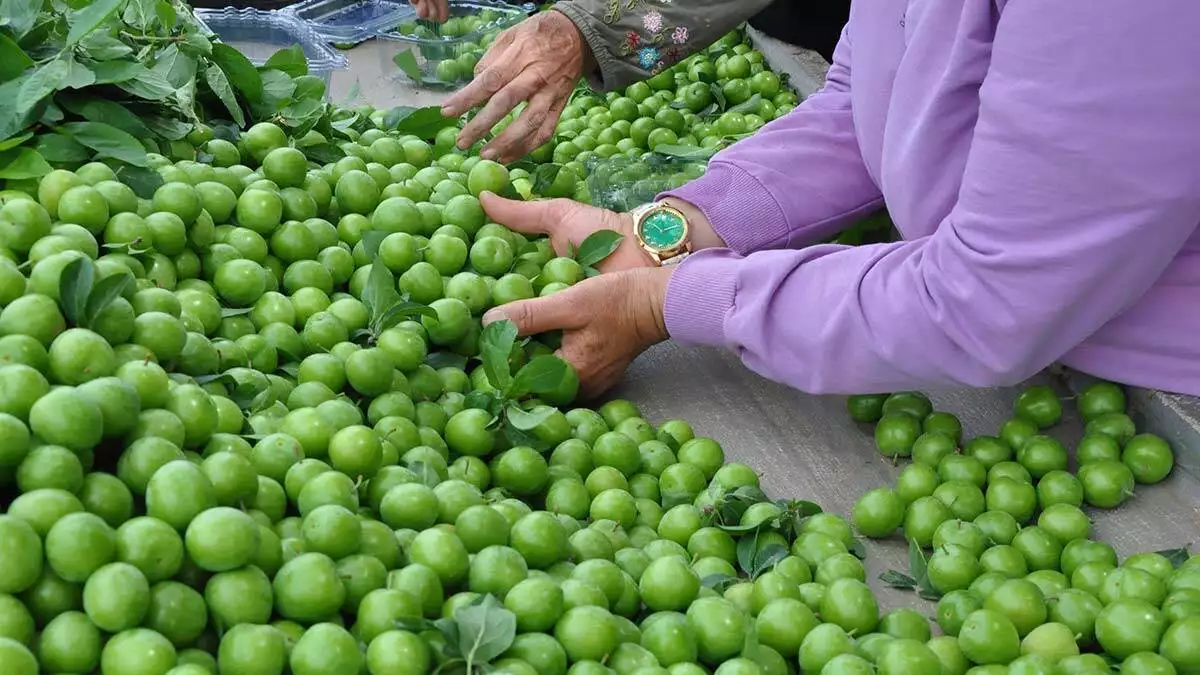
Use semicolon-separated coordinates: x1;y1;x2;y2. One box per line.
553;0;776;92
664;0;1200;394
658;25;885;254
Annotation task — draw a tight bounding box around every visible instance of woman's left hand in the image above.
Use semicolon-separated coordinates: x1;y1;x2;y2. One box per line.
483;267;674;399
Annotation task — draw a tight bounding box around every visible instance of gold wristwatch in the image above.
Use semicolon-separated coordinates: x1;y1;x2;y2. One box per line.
628;202;692;266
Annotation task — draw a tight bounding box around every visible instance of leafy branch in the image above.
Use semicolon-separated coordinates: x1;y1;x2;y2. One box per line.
356;244;436;344
396;594;516;675
463;320;573;451
58;256;132;330
880;538;940;601
565;229;624;278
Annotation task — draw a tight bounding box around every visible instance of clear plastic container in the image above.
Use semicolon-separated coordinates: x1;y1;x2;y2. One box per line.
285;0;416;47
378;1;533;89
583;153;708;213
194;8;349;91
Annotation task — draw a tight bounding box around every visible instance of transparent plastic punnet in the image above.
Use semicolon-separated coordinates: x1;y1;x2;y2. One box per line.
285;0;416;47
194;8;349;90
379;1;533;89
583;153;708;213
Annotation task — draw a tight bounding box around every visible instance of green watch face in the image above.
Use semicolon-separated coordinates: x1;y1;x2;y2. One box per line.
638;208;687;250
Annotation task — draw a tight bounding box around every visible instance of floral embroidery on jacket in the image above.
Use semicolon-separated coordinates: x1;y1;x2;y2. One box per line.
607;1;690;74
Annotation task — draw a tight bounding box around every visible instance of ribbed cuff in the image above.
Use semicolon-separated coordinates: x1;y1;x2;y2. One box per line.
663;249;741;348
660;162;791;256
551;5;617;92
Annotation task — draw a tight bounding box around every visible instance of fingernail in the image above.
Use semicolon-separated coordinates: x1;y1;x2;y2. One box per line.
481;148;497;161
482;309;507;325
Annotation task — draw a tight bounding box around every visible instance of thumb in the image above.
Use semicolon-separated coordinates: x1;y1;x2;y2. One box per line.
481;192;566;236
483;291;585;337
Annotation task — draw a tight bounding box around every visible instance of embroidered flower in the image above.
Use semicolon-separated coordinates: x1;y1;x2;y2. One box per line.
642;10;663;34
671;26;688;44
638;46;660;69
623;30;640;50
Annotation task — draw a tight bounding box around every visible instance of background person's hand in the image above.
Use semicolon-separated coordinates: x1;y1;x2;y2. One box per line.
441;10;594;164
481;193;656;273
483;267;674;399
409;0;448;22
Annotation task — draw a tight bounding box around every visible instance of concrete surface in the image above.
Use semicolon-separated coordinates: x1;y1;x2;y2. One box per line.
328;39;455;109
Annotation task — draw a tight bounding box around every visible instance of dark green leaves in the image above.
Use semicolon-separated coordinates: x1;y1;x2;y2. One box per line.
204;63;244;127
0;34;33;82
115;164;165;198
210;42;263;103
392;49;421;82
398;594;517;672
58;257;133;329
479;320;518;393
0;147;50;179
264;45;307;77
57;122;148;166
66;0;126;47
735;531;788;581
0;0;41;39
573;230;624;271
381;105;458;140
881;538;939;600
359;258;434;342
1157;547;1191;568
509;355;569;398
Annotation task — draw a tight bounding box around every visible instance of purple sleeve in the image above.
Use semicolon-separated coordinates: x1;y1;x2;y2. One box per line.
661;26;884;254
663;2;1200;394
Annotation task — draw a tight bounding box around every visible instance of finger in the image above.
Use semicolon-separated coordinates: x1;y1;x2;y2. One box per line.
483;292;587;336
436;0;449;23
459;70;547;158
440;32;517;118
479;192;565;236
483;85;567;164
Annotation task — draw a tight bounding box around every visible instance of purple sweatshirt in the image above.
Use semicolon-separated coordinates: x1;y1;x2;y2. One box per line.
662;0;1200;396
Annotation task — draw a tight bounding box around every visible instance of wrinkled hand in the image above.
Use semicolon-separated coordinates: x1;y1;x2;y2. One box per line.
481;193;655;273
441;10;593;163
409;0;448;22
484;267;674;399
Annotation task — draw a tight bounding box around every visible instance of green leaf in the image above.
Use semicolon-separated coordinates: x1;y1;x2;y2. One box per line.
258;69;296;110
0;133;31;153
0;33;33;83
426;352;469;370
293;76;325;102
382;104;457;140
375;300;435;332
0;0;40;39
509;355;568;398
115;164;165;199
700;573;736;591
144;115;193;141
908;537;930;586
90;60;142;84
116;66;174;99
16;59;69;117
264;45;307;77
728;94;764;115
879;570;918;589
652;144;716;161
36;133;89;163
1156;547;1191;569
58;122;148;166
463;390;497;412
210;43;263;104
66;0;126;47
454;594;516;666
360;231;388;260
531;163;562;196
750;543;788;580
574;230;624;269
79;32;134;61
848;538;868;560
152;44;197;89
59;256;95;325
61;57;97;90
362;260;400;325
179;31;212;57
59;98;151;137
505;403;554;431
303;143;345;165
736;531;759;576
504;422;546;452
0;146;49;179
479;320;518;394
82;272;133;327
392;49;421;82
204;63;245;127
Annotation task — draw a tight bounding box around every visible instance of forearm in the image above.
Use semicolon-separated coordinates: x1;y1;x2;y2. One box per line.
552;0;775;92
658;26;883;255
662;0;1200;394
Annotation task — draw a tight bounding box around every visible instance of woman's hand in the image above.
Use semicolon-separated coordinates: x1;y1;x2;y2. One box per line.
441;11;594;164
481;193;655;273
409;0;448;22
483;267;674;399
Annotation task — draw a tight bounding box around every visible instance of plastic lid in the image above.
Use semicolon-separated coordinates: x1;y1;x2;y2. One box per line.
284;0;417;45
194;7;349;72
